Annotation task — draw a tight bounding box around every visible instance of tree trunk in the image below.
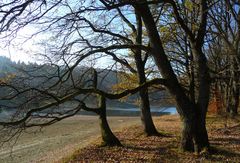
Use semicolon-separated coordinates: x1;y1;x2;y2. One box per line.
139;88;159;136
191;45;210;152
181;115;195;152
134;3;210;152
228;55;239;117
232;89;239;116
175;91;210;152
98;96;121;146
134;11;159;136
229;88;239;117
99;112;122;146
231;61;239;116
173;95;197;151
225;76;239;117
180;105;209;152
194;111;209;152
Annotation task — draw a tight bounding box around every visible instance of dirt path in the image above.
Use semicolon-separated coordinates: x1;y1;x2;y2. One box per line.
0;115;140;163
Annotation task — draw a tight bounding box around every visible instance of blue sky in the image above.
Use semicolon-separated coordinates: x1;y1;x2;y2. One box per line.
0;0;135;68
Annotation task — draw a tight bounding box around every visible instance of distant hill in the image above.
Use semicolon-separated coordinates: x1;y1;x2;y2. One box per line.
0;56;17;77
0;56;173;109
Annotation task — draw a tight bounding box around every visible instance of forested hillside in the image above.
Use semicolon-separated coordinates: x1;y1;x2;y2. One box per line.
0;56;172;112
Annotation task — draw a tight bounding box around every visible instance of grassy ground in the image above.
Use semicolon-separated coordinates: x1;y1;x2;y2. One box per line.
0;116;140;163
63;115;240;163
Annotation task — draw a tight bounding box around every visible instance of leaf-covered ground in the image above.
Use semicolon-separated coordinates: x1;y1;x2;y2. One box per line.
63;115;240;163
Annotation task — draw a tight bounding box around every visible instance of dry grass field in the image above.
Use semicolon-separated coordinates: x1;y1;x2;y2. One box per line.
0;115;140;163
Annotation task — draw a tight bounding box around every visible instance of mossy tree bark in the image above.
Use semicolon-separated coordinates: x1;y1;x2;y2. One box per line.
179;104;209;152
181;115;195;152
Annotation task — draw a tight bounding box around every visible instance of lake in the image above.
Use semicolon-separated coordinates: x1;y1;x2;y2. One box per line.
80;106;177;116
0;106;177;121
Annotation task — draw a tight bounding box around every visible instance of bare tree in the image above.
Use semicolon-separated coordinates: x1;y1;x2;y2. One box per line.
0;59;166;146
208;0;240;116
0;0;221;153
